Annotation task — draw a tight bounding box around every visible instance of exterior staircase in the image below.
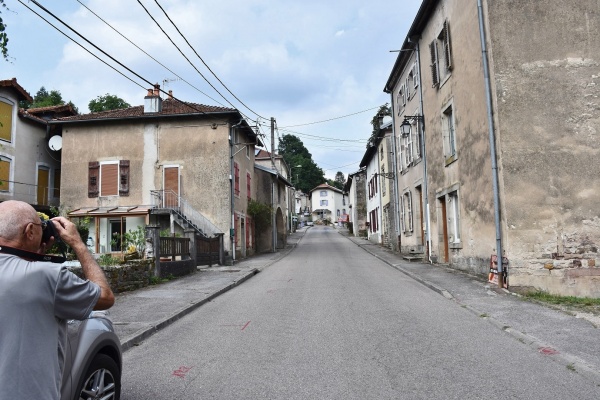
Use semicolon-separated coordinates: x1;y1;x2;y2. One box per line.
150;190;223;238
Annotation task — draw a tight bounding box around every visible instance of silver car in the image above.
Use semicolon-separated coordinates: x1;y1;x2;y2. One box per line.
61;311;122;400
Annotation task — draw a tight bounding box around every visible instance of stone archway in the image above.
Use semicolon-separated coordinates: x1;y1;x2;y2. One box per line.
276;207;286;249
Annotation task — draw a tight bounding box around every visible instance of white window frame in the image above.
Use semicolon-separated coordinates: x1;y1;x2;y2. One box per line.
320;190;327;197
442;103;457;161
320;199;328;206
403;191;413;233
448;191;460;244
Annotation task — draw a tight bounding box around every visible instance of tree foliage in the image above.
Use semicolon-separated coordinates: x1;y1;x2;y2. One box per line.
333;171;346;190
0;1;8;61
20;86;79;113
366;103;391;148
88;93;131;112
278;134;325;193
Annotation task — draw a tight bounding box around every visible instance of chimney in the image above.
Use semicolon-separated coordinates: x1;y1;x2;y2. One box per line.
168;90;173;100
144;83;163;114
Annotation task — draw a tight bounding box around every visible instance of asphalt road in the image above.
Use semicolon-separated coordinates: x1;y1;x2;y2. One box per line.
121;226;599;399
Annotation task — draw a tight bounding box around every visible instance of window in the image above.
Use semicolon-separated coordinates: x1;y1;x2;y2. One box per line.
442;104;457;160
448;191;460;244
381;166;386;196
234;162;240;196
429;19;453;88
320;190;327;197
404;129;414;166
405;76;411;100
397;133;404;173
88;160;130;198
246;172;251;201
412;63;420;89
0;156;11;191
0;99;13;143
320;200;328;206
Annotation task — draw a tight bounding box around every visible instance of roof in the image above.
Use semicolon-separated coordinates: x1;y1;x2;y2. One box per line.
309;183;344;194
0;78;33;102
27;104;77;119
51;98;238;123
384;0;439;93
254;164;293;187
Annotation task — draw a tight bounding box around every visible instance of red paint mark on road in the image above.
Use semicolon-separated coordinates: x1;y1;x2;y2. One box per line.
172;365;193;379
241;321;251;331
539;347;559;355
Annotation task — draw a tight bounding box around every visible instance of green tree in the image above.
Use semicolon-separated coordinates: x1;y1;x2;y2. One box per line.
367;103;391;148
88;93;131;112
332;171;345;190
278;134;325;193
20;86;79;113
0;1;8;61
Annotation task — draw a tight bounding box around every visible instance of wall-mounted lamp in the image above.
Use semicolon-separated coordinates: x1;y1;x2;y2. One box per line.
400;115;424;137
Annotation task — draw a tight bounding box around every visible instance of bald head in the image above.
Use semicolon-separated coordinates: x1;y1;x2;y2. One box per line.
0;201;39;242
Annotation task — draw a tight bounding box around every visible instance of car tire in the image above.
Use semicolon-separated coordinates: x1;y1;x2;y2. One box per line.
76;353;121;400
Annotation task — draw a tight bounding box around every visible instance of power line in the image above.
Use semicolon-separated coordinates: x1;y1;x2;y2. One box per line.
278;105;383;128
279;128;366;143
153;0;266;120
23;0;210;115
75;0;226;108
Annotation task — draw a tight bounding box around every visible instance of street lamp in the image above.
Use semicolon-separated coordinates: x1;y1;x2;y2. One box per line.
400;115;424;137
291;164;302;186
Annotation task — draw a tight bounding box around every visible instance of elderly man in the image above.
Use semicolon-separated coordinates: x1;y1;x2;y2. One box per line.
0;200;114;399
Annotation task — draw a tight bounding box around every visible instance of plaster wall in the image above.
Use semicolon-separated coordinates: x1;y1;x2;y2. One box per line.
486;0;600;293
420;0;495;274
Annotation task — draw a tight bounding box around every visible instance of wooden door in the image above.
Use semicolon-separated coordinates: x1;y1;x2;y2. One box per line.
163;166;180;207
37;167;49;205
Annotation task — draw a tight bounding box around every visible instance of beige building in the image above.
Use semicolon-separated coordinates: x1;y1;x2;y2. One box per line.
386;0;600;296
51;86;260;261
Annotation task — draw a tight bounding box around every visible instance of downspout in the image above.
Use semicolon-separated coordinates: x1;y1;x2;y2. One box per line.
477;0;504;287
230;119;244;264
390;98;401;252
410;37;432;263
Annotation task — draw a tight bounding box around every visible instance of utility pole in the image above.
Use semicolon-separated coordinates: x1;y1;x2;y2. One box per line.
271;117;277;253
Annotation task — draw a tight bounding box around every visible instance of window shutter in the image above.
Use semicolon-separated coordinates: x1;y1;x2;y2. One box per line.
234;163;240;196
405;77;410;99
88;161;99;198
119;160;130;196
247;172;251;200
429;40;440;87
413;63;419;88
443;20;453;71
408;191;414;232
101;163;118;196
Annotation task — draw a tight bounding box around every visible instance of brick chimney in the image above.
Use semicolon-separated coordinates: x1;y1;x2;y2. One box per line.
144;83;162;113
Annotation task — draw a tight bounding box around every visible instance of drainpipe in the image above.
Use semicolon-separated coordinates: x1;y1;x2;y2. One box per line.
478;0;505;287
230;119;244;264
409;37;432;263
389;99;401;251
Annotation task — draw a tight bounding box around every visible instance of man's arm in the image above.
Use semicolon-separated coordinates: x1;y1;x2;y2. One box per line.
51;217;115;310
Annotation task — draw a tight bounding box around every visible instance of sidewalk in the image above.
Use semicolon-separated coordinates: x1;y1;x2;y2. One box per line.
110;228;306;351
339;228;600;385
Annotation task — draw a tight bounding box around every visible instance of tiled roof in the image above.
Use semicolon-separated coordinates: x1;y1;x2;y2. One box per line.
0;78;33;102
27;104;76;115
310;183;343;194
54;98;237;122
18;110;46;124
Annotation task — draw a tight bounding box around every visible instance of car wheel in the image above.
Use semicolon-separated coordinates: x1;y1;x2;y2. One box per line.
76;353;121;400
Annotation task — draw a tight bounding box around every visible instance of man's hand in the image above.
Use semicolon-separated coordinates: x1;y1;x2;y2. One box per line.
50;216;83;248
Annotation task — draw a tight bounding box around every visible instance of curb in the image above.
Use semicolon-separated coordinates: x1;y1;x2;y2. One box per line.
120;268;259;352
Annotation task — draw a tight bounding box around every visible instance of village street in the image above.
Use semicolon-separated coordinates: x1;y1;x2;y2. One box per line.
120;226;599;399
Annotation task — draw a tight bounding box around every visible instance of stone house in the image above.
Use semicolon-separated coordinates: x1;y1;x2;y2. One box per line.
344;168;367;237
50;85;260;262
253;150;292;251
385;0;600;296
0;78;72;212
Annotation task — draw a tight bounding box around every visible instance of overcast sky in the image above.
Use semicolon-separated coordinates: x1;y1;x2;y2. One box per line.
4;0;421;180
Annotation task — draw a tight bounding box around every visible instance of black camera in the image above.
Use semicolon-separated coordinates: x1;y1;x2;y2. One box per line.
41;219;59;245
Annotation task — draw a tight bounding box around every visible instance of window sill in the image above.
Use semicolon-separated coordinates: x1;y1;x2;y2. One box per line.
449;242;462;250
444;154;457;166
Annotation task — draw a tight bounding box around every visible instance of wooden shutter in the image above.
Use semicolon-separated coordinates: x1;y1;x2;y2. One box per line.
0;101;12;142
88;162;99;197
234;162;240;196
0;158;10;191
429;40;440;88
101;163;118;196
247;172;251;200
119;160;130;196
443;20;453;71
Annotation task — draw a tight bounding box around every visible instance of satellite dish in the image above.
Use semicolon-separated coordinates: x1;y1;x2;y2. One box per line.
48;135;62;151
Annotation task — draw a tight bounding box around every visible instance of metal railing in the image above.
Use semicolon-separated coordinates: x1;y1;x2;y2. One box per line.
150;190;223;237
0;179;60;207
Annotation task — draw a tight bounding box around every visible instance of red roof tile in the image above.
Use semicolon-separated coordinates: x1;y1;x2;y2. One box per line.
0;78;33;102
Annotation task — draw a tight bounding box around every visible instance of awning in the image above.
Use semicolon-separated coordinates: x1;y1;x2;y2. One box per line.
68;206;152;218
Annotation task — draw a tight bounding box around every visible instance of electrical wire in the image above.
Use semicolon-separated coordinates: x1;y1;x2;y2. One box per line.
153;0;266;120
278;105;383;128
23;0;210;115
75;0;226;108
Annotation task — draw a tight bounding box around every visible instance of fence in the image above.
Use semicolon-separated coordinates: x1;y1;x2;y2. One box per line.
0;180;60;207
159;236;190;261
196;235;221;266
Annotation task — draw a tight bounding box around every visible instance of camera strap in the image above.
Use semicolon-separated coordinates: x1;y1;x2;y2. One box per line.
0;245;66;263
